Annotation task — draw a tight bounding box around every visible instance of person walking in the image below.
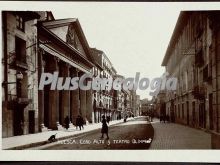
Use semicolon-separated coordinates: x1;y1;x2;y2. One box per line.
101;115;109;139
151;111;154;122
163;114;166;123
79;115;84;130
64;116;69;130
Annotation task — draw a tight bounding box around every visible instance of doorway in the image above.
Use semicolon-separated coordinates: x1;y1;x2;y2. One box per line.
199;102;206;128
13;105;24;136
28;110;35;134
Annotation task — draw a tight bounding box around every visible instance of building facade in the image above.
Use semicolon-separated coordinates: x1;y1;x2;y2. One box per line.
140;98;149;116
2;11;41;137
161;11;220;148
90;48;118;123
38;17;95;130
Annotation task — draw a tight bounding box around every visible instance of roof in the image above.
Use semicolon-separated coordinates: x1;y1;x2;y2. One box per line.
111;66;117;74
90;48;113;66
42;18;77;28
40;18;95;66
115;74;125;79
90;47;117;73
90;48;104;70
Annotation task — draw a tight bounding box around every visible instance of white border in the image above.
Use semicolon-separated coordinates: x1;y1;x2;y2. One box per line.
1;1;220;162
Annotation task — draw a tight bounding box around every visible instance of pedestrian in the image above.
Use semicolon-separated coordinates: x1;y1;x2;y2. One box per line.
64;116;69;130
79;115;84;130
76;115;80;130
163;115;166;123
101;115;109;139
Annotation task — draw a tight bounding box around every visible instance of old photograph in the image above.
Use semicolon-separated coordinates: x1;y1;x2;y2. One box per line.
1;3;220;152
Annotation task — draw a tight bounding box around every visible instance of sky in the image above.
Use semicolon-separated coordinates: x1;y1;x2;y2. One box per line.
52;3;180;100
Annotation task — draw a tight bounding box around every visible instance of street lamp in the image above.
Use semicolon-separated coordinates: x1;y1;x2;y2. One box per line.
16;72;23;80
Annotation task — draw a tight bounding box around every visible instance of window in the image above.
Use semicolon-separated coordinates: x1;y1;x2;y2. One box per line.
16;15;25;31
15;37;26;64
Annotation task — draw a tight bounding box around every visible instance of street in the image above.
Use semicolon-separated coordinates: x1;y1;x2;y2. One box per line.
150;120;211;149
44;116;154;150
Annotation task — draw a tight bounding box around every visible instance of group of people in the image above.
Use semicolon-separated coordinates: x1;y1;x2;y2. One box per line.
64;114;110;139
160;114;170;123
64;115;84;130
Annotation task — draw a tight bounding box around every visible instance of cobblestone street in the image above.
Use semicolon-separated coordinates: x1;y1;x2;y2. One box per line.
150;120;211;149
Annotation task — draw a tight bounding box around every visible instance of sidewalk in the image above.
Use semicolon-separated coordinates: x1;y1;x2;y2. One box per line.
150;119;211;149
2;117;136;150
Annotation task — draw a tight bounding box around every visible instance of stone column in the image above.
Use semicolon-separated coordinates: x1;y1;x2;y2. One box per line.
86;88;93;123
70;68;80;125
59;63;70;127
47;57;60;130
38;49;48;132
79;72;87;124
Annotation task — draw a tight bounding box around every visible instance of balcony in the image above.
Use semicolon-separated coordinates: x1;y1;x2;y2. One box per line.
17;97;32;105
7;94;17;109
15;60;28;70
7;95;31;109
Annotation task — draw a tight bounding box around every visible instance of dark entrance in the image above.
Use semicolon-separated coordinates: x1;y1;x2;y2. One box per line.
209;93;213;130
13;105;24;136
199;101;206;128
29;110;35;133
